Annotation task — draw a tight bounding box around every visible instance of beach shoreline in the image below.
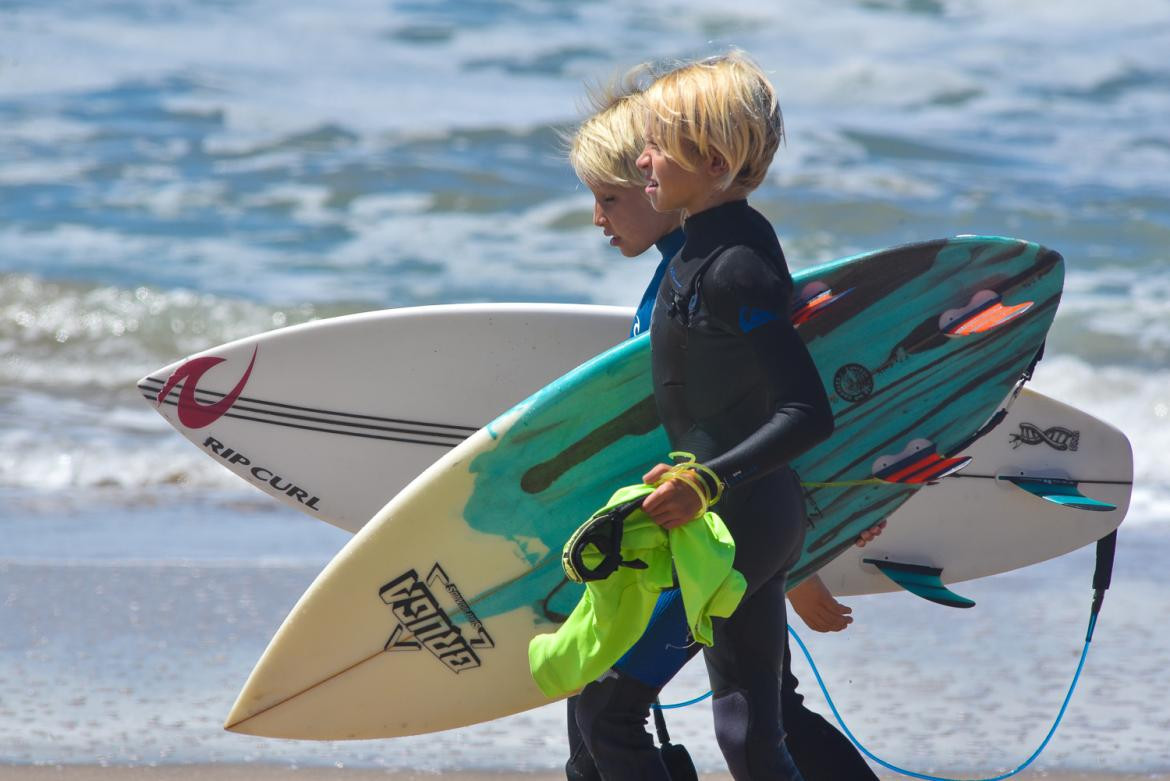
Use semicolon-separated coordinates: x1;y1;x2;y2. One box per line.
0;767;1164;781
5;536;1169;774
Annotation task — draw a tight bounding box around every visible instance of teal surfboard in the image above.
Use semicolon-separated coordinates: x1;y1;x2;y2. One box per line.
226;236;1063;739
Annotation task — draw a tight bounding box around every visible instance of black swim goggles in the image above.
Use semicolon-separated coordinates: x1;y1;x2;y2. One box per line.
561;496;650;584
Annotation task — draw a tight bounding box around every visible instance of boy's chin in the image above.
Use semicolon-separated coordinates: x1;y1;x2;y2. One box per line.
646;192;674;213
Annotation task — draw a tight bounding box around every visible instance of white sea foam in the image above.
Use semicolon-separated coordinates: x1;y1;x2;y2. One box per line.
3;276;256;373
239;183;337;226
1060;264;1170;363
104;178;230;221
6;0;1163;156
0;158;99;186
1029;353;1170;527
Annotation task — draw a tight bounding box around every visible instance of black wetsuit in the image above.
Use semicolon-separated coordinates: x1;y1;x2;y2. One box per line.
574;200;834;781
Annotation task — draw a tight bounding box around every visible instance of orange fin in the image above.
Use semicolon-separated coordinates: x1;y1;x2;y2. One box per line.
940;290;1033;336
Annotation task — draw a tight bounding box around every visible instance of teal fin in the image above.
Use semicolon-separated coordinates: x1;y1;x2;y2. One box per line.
863;559;975;608
1000;475;1116;512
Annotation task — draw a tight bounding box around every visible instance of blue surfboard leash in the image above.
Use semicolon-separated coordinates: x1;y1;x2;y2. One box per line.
654;531;1118;781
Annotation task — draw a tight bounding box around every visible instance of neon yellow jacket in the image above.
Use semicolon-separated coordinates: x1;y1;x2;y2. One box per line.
528;483;746;699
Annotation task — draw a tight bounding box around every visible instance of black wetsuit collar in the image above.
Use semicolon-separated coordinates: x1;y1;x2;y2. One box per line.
681;200;754;256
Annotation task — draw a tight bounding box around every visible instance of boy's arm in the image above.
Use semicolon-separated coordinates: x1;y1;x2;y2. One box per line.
789;521;884;632
700;247;835;490
788;575;852;632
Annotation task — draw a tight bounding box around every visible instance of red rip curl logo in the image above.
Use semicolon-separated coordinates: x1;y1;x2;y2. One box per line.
156;347;258;429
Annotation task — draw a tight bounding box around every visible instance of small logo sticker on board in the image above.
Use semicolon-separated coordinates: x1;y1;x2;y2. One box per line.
156;347;258;429
379;563;494;674
1009;423;1080;451
834;363;874;403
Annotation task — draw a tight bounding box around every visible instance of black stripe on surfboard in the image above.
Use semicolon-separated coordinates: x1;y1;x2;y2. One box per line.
146;391;469;443
145;393;468;449
138;377;477;436
950;473;1133;486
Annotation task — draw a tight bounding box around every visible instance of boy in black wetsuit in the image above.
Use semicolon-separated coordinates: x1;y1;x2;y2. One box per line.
571;51;835;781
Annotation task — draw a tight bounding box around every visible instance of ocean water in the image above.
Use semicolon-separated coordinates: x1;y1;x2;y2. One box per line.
1;0;1168;773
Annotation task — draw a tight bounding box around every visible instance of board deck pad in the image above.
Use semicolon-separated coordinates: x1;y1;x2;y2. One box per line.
224;236;1070;739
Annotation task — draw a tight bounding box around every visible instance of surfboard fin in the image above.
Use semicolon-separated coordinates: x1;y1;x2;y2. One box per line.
863;559;975;608
790;283;852;326
998;475;1117;512
940;290;1033;337
872;438;972;484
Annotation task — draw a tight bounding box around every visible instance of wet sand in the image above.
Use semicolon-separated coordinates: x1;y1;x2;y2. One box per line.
0;767;1165;781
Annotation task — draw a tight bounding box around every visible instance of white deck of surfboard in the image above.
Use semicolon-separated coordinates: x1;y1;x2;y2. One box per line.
139;304;633;533
223;411;554;739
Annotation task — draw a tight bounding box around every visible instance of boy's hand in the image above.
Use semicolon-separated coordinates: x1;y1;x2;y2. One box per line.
788;574;853;633
854;519;887;547
641;463;704;529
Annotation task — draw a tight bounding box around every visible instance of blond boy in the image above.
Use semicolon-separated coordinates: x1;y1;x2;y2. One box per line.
573;51;835;781
569;78;684;337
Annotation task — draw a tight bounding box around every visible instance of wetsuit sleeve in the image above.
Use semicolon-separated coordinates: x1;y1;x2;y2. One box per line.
698;247;835;489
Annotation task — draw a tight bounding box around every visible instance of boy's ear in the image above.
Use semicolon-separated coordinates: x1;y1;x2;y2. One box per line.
706;152;730;178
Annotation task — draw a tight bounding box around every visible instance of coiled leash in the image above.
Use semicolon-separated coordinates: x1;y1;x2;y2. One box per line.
655;451;725;511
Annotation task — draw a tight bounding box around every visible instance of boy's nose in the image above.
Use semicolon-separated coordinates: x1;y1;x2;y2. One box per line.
593;202;607;226
636;147;651;173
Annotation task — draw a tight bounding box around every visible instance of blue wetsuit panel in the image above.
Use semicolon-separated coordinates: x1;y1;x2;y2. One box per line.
630;228;685;338
613;588;694;686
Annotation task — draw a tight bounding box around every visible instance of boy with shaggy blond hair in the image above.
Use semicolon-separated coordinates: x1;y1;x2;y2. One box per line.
571;51;835;781
562;77;687;781
568;77;685;339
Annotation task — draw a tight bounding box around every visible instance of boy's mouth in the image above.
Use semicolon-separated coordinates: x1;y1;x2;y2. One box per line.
645;179;659;195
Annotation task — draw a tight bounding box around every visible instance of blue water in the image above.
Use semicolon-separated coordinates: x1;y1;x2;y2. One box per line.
2;0;1168;772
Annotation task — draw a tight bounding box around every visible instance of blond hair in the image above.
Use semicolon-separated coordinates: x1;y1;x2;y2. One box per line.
641;50;784;193
568;67;654;188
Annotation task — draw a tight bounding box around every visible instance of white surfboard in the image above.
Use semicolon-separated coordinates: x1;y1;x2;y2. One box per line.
137;303;633;533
